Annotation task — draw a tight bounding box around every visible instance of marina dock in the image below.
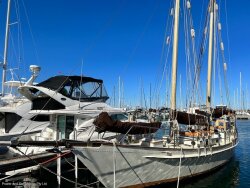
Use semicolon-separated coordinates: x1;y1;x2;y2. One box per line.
0;150;72;174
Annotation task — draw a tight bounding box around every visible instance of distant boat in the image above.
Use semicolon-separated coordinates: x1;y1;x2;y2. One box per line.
73;0;238;187
236;111;250;120
236;72;250;120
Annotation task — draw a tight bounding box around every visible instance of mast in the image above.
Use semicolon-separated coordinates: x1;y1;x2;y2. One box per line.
246;84;248;111
166;72;168;108
121;80;124;108
234;90;236;109
206;0;215;111
170;0;180;111
149;83;152;109
179;74;182;110
213;0;217;105
140;78;143;108
118;76;121;108
240;72;242;111
236;88;238;110
2;0;11;96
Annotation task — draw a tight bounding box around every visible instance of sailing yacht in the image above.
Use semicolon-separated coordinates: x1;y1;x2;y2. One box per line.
72;0;238;187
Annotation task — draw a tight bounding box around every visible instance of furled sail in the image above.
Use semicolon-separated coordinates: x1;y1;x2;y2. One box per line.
171;110;209;125
94;112;161;134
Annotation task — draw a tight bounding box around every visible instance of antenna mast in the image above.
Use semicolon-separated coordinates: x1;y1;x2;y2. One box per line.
2;0;11;96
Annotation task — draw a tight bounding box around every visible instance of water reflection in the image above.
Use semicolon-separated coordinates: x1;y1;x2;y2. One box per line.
152;155;240;188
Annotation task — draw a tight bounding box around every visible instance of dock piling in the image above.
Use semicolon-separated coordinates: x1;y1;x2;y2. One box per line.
57;153;61;185
75;155;78;179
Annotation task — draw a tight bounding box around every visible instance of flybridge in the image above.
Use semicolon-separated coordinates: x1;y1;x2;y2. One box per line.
17;75;110;110
35;75;109;102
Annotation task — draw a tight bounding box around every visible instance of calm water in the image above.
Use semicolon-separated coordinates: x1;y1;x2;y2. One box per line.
1;120;250;188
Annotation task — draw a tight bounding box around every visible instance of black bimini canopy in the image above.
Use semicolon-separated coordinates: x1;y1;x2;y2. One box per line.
37;75;103;90
35;75;109;103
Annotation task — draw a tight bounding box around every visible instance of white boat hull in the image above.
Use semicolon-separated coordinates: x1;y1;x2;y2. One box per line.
74;142;237;187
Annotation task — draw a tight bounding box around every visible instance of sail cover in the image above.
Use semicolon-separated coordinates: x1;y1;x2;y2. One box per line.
94;112;161;134
212;107;235;119
171;110;208;125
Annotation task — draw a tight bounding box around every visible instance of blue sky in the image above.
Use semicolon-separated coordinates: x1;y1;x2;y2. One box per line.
0;0;249;109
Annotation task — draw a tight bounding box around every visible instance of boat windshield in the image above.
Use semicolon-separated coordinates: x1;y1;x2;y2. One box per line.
36;75;109;102
60;80;109;102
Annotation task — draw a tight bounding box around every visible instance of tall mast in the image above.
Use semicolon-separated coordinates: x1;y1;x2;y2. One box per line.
234;90;236;109
170;0;180;111
118;76;121;108
149;83;152;109
121;80;124;108
246;84;248;111
179;74;182;110
213;0;217;105
166;73;168;108
140;78;143;108
113;86;116;107
236;88;238;110
206;0;215;111
2;0;11;96
240;72;242;111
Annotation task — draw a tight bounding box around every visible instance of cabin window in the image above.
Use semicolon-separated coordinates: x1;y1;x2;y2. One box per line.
5;113;22;133
32;97;65;110
71;86;87;99
110;114;128;121
60;85;71;97
58;80;108;102
0;113;4;121
137;115;148;120
57;115;74;139
30;115;50;122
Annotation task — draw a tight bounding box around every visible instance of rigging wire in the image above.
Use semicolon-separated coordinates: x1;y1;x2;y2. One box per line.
156;13;174;104
197;0;206;45
216;37;223;104
224;0;232;107
82;0;126;60
20;0;40;65
195;0;209;108
121;1;160;76
153;0;174;108
190;1;210;107
183;0;201;108
224;0;231;64
216;8;231;107
183;0;191;108
8;29;18;67
13;0;22;70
